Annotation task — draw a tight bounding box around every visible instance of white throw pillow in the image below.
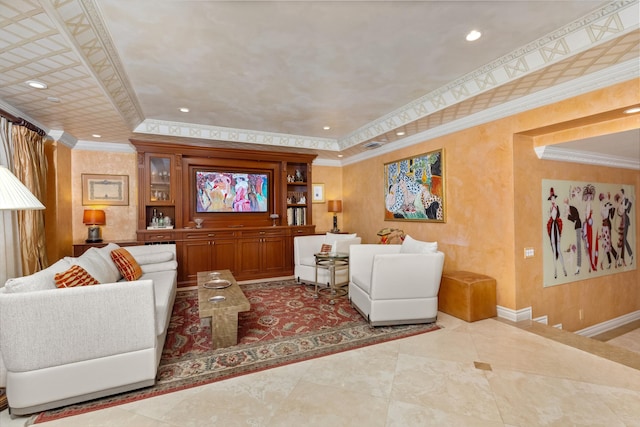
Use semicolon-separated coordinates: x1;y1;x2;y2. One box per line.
325;232;357;241
400;235;438;254
133;251;174;265
95;243;122;280
4;258;71;293
66;247;120;284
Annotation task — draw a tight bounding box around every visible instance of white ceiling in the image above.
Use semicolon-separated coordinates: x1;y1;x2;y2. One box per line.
0;0;638;165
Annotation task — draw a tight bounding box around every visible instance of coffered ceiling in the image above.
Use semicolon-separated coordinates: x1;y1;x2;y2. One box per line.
0;0;638;165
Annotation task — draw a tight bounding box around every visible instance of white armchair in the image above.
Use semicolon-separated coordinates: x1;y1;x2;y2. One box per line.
294;233;361;286
348;239;444;326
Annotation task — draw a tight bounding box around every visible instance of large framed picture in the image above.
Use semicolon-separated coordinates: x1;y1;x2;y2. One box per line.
384;148;445;222
82;174;129;206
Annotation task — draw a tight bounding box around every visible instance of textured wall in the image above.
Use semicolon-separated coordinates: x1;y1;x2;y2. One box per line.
311;165;344;233
343;79;639;330
71;150;138;243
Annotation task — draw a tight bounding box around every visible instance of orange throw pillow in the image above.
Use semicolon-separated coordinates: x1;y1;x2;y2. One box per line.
55;265;100;288
110;248;143;281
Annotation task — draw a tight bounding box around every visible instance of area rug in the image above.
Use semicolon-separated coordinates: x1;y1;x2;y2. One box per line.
33;279;440;424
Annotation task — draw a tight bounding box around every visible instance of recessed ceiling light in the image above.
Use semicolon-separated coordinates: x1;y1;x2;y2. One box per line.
92;134;101;138
396;131;405;136
47;96;60;103
26;80;48;89
466;30;482;42
623;107;640;114
323;126;331;130
179;107;190;113
337;154;343;158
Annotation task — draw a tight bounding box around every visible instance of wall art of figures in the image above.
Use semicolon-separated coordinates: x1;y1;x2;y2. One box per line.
542;179;636;287
384;149;445;222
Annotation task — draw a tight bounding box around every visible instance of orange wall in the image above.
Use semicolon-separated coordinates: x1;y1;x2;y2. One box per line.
311;165;343;233
71;150;138;243
342;79;639;330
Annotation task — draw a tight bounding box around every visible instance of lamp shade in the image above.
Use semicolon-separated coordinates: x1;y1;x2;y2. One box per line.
327;200;342;213
83;209;106;225
0;165;45;210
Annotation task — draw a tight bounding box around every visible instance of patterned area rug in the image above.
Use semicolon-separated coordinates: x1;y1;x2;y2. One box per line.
33;279;439;424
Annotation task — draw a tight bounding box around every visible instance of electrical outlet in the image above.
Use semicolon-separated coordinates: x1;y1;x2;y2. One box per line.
524;247;535;258
579;309;584;320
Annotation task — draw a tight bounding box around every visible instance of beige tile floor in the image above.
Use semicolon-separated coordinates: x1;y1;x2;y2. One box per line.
2;313;639;427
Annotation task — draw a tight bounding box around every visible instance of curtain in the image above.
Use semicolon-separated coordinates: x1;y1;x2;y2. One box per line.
11;125;48;275
0;117;21;285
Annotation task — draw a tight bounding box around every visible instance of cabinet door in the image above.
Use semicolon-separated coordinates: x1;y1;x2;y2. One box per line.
237;238;262;276
211;239;237;274
262;236;287;273
181;240;212;283
147;155;174;205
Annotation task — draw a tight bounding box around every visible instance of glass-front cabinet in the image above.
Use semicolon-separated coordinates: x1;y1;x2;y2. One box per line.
148;155;173;204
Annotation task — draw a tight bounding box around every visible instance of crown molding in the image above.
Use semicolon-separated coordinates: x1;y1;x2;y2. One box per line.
47;130;78;148
534;145;640;170
342;58;640;166
74;140;136;153
134;119;339;152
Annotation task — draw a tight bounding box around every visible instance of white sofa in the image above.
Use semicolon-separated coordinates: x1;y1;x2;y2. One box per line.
294;233;361;286
0;243;177;416
349;236;444;326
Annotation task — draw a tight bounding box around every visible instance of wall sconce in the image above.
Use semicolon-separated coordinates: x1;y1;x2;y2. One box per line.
327;200;342;233
0;165;45;210
83;209;106;243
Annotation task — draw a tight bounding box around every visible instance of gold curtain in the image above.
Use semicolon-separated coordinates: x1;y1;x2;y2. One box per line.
12;126;48;274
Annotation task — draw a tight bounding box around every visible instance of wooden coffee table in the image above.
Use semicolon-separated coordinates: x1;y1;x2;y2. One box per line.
197;270;250;350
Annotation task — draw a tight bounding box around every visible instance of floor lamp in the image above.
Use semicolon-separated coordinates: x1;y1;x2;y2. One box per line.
0;165;45;411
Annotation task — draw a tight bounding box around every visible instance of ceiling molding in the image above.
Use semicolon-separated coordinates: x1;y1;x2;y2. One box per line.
74;140;135;153
342;58;640;166
48;130;78;148
45;0;145;129
134;119;339;152
338;0;640;150
534;145;640;170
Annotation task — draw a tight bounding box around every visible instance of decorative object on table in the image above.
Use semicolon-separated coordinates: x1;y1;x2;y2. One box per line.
82;209;106;243
312;183;325;203
194;218;204;228
270;213;279;226
384;148;445;222
377;228;406;244
327;199;342;233
0;165;45;210
81;174;129;206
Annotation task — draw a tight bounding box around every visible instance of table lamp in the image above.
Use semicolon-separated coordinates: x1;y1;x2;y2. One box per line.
327;200;342;233
0;165;45;210
83;209;106;243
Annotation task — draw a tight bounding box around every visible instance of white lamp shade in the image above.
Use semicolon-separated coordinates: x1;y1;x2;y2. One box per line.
0;165;45;210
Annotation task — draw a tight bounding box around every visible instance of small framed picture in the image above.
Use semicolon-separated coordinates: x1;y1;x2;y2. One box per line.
312;183;325;203
82;174;129;206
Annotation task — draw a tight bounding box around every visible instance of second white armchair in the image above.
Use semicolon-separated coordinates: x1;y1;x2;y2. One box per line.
349;237;444;326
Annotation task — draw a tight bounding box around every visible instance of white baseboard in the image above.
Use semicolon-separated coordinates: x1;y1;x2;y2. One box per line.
497;306;532;322
553;324;563;330
533;315;548;325
575;310;640;337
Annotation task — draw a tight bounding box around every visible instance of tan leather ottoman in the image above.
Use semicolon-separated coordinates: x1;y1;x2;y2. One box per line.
438;271;496;322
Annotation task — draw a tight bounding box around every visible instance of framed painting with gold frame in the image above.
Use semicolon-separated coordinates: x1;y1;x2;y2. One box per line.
383;148;445;222
82;174;129;206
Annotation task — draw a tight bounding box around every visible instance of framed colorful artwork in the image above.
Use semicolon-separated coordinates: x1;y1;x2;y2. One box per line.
542;179;635;287
82;174;129;206
384;148;445;222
